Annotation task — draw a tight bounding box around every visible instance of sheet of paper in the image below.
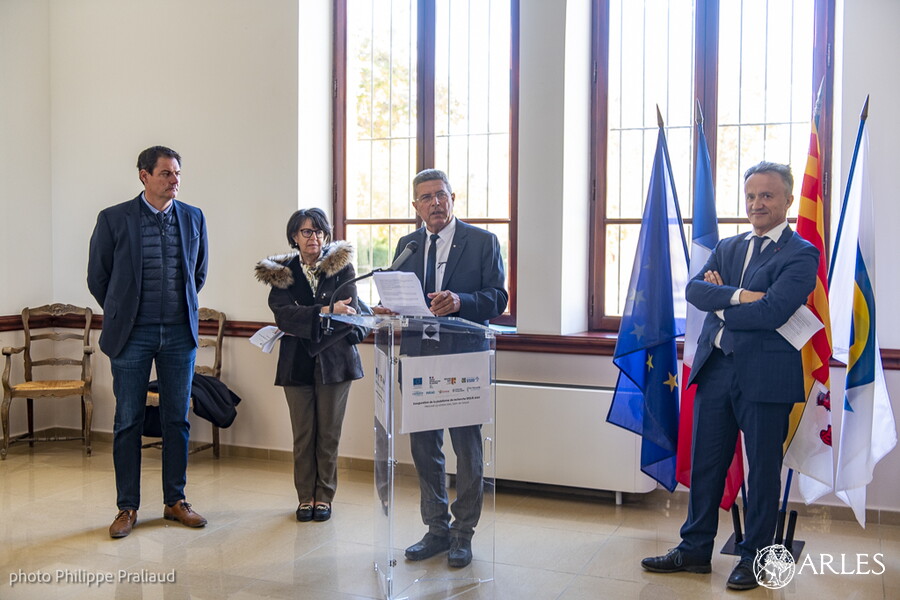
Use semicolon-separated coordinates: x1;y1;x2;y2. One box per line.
249;325;284;354
777;304;825;350
373;271;432;317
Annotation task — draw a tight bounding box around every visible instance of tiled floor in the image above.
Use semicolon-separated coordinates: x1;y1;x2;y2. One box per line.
1;441;896;599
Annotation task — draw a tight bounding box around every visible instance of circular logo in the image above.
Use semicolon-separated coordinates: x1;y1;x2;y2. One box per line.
753;544;796;589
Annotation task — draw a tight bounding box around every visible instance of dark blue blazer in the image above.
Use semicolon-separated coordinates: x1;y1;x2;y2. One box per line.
392;219;508;325
87;195;208;358
685;226;818;404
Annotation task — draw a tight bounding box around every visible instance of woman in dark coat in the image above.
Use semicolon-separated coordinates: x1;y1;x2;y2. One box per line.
255;208;366;522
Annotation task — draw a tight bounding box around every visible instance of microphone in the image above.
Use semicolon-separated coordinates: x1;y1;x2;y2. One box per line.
323;240;420;334
386;240;418;271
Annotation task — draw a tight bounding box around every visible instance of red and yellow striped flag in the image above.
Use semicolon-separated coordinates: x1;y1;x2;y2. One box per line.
783;83;835;503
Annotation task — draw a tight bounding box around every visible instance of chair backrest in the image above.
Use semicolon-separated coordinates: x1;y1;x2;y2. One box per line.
22;304;93;383
195;307;225;380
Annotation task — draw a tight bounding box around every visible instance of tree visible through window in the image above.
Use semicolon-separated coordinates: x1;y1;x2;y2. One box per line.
590;0;832;330
334;0;517;321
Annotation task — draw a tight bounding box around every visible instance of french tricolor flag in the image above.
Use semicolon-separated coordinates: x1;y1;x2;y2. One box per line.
675;114;743;510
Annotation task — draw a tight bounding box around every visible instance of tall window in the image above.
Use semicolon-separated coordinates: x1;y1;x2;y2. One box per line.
591;0;833;330
334;0;517;320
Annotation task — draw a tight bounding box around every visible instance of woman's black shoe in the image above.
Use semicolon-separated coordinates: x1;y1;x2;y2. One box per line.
313;504;332;522
296;503;314;522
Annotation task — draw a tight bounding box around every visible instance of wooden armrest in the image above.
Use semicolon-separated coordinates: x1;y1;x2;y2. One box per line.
2;347;24;389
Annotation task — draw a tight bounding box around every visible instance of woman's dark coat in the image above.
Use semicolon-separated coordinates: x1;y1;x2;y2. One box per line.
255;241;366;386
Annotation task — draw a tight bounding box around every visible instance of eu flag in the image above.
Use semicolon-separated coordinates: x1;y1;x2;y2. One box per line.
607;123;689;492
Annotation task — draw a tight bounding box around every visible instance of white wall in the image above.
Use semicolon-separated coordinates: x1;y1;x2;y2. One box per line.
836;0;900;349
297;2;334;217
3;0;900;514
47;0;301;323
517;0;592;335
0;0;311;474
559;0;593;335
0;0;52;313
516;1;560;334
824;0;900;513
0;0;52;436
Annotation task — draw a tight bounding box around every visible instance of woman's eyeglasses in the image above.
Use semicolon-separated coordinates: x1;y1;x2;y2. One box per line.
298;229;326;239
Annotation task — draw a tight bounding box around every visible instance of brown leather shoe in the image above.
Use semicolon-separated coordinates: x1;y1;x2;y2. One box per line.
109;509;137;538
163;500;208;528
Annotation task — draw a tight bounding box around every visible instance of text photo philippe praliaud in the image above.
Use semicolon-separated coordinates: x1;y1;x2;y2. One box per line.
10;568;177;587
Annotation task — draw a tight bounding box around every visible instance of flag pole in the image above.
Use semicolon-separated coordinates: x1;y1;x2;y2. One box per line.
829;95;869;284
780;467;794;516
657;104;690;263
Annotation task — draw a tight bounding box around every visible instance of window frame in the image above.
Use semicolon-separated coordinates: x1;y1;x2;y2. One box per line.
589;0;835;332
332;0;520;325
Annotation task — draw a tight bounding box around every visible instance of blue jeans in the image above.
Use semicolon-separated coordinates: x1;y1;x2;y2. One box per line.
410;425;483;541
110;323;196;510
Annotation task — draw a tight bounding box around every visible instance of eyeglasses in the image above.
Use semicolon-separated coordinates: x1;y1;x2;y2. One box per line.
415;191;451;204
298;229;326;239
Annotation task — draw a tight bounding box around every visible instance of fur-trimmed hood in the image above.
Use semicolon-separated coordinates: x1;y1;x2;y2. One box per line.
255;241;355;289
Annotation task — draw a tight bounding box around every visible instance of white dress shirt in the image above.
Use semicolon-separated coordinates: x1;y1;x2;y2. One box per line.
713;220;789;348
423;216;457;294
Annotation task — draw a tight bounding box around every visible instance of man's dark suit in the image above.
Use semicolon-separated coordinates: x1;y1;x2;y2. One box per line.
391;218;507;542
393;219;507;325
679;225;818;561
87;195;208;358
87;193;208;512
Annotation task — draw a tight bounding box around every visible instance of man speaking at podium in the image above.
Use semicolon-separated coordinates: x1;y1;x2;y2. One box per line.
375;168;507;568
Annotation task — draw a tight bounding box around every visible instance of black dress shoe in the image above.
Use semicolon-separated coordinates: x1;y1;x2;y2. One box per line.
405;533;451;561
641;548;711;574
296;503;314;522
313;504;332;522
448;537;473;568
727;558;759;590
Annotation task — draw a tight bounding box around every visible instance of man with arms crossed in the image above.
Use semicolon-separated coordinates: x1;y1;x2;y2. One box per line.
88;146;209;538
641;162;818;590
376;168;507;568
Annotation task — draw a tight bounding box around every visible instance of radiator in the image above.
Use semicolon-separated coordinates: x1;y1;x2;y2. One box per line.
494;382;656;494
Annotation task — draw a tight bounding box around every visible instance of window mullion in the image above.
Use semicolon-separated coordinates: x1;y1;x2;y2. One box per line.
694;0;719;187
332;0;348;239
417;0;436;174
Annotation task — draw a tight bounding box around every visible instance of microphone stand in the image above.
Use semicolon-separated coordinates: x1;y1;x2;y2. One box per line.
322;239;418;334
322;269;382;335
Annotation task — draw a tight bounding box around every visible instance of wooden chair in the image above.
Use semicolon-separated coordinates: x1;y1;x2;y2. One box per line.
1;304;93;460
143;307;225;458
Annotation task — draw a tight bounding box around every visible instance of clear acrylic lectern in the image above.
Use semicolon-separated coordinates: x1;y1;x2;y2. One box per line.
331;314;496;600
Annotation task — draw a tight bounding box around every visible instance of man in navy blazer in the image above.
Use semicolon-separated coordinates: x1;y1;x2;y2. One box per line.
88;146;209;538
376;169;507;568
642;162;818;590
